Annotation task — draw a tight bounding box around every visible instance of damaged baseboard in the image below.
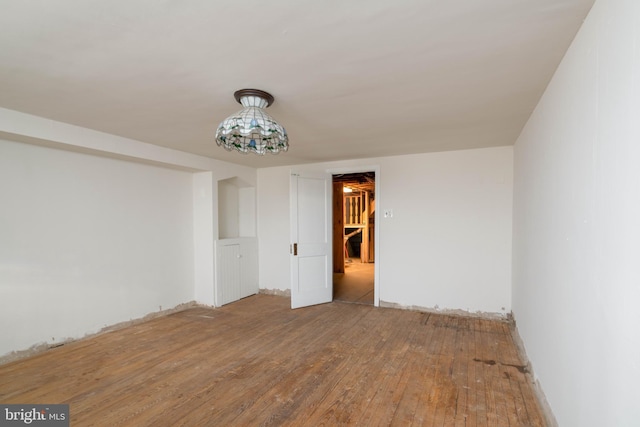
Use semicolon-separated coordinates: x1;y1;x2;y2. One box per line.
379;300;510;321
259;288;291;297
0;301;201;366
510;317;559;427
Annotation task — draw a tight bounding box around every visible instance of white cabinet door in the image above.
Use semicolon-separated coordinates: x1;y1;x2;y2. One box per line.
215;238;258;306
216;243;241;306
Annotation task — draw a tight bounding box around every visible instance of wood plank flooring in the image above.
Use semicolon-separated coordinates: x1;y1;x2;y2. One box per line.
0;295;545;426
333;258;375;305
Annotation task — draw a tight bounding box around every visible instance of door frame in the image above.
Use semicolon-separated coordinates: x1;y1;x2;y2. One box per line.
327;165;380;307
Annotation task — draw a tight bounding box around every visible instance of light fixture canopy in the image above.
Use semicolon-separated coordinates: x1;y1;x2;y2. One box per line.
215;89;289;155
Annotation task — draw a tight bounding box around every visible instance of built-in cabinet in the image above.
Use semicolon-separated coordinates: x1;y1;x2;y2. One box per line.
215;177;258;306
215;238;258;306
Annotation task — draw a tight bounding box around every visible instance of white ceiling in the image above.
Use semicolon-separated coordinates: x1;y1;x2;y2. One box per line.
0;0;594;168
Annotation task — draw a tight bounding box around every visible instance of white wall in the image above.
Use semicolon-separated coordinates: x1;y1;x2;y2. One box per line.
512;0;640;425
0;108;257;356
257;166;294;293
218;178;240;239
258;146;513;314
0;139;194;356
238;187;256;238
193;171;215;304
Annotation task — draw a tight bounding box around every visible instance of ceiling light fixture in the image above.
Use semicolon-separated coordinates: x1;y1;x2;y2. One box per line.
215;89;289;155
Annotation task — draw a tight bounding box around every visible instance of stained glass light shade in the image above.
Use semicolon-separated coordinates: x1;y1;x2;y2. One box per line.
215;89;289;155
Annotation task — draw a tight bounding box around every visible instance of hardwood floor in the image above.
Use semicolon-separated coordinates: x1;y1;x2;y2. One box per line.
333;259;375;305
0;295;545;426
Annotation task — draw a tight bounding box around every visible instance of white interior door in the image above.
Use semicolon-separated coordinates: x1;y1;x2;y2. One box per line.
290;171;332;309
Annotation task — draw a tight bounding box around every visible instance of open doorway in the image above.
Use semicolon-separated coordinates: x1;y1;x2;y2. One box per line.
332;172;375;305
